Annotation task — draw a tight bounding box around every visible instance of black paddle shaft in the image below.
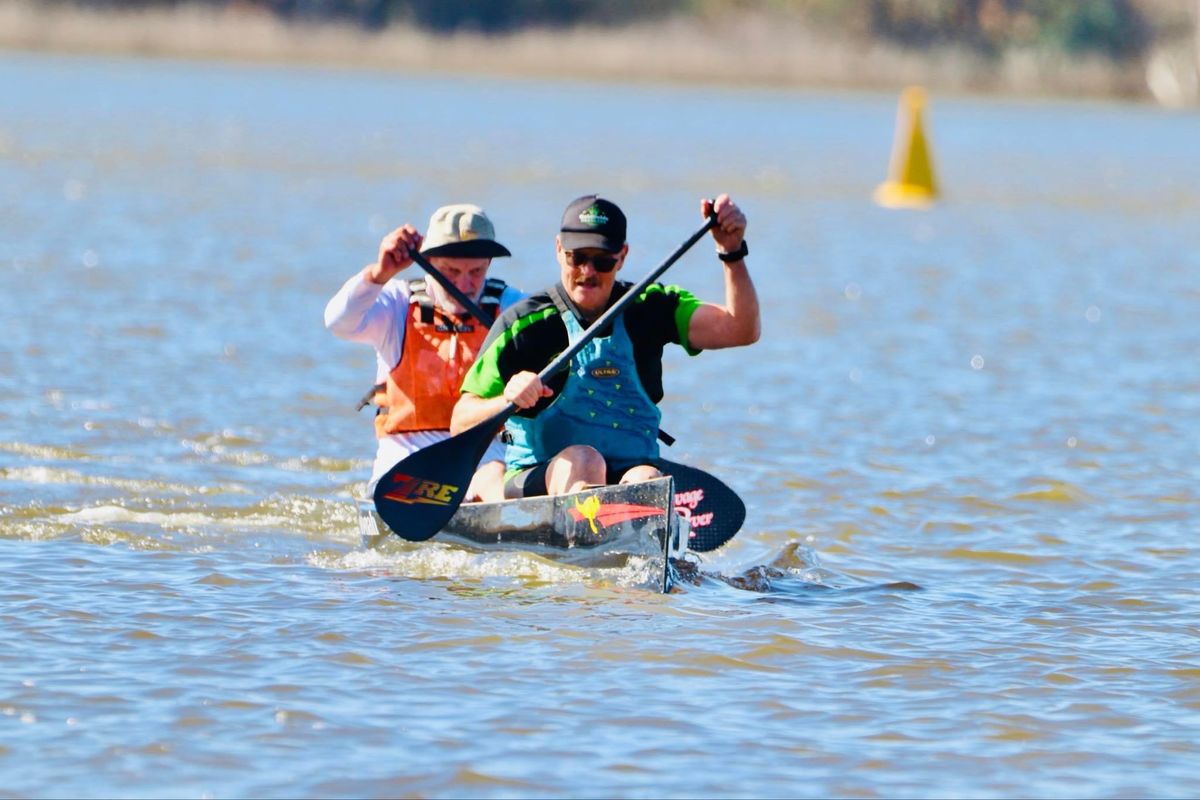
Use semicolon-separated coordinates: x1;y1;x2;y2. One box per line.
408;249;495;327
374;214;718;542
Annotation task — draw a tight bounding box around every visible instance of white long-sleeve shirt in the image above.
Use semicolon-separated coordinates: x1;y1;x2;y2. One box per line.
324;269;524;487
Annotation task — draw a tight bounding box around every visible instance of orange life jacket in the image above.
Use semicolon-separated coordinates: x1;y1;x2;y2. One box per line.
371;278;505;437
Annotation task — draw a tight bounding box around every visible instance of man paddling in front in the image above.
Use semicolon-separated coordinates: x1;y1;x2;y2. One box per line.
452;193;759;499
325;204;524;502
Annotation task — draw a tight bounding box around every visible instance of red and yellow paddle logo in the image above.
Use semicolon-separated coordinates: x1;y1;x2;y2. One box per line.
380;473;461;506
569;493;665;532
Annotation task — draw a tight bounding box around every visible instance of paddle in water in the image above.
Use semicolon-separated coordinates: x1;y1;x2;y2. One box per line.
374;213;719;542
655;459;746;552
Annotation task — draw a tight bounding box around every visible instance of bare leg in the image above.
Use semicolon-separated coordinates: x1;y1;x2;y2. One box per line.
544;445;606;495
619;463;663;485
465;460;506;503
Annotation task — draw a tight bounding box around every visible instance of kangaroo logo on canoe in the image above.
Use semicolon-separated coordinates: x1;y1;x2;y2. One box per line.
569;494;665;532
574;495;602;533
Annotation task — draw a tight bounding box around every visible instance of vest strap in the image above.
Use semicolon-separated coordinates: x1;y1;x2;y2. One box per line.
354;278;509;413
546;283;674;446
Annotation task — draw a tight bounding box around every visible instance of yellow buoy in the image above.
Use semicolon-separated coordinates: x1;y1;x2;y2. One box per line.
874;86;940;209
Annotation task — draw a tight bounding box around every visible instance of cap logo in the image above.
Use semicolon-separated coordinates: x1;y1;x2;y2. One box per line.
578;204;609;228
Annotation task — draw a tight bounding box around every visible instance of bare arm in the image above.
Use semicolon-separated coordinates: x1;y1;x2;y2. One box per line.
686;194;761;350
451;392;509;435
451;372;553;435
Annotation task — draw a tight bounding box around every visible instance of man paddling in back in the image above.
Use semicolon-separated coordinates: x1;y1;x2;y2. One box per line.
325;205;524;501
451;193;759;498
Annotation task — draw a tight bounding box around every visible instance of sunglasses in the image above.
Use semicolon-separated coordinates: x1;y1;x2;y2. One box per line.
564;250;620;273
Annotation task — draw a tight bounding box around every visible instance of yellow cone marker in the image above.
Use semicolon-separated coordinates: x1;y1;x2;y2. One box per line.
874;86;939;209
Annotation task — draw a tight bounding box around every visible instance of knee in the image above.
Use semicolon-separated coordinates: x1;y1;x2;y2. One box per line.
477;459;504;478
467;459;506;504
555;444;606;473
620;463;663;484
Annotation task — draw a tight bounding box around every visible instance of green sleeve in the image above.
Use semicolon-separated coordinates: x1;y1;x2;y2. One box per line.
639;283;702;355
461;339;505;399
461;305;560;398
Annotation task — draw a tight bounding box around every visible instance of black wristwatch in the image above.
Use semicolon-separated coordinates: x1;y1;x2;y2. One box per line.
717;240;749;262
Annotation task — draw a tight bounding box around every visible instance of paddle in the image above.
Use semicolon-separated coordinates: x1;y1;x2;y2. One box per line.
407;249;495;326
655;459;746;552
374;213;719;542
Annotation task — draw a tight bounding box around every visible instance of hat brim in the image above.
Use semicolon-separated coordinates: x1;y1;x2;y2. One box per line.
420;240;511;259
559;231;624;253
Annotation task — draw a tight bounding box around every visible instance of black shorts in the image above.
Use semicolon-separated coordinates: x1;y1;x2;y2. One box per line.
504;459;658;499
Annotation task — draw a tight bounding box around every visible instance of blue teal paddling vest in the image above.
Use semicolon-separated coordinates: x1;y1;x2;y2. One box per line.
504;290;661;472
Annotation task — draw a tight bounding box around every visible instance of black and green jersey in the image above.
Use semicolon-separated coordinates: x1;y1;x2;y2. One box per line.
460;280;703;414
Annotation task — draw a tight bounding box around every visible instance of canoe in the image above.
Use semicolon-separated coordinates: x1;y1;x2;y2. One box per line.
356;475;689;593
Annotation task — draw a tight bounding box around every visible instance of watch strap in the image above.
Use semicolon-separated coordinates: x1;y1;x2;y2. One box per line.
717;240;749;262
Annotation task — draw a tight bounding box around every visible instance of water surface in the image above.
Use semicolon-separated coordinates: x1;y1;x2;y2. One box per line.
2;51;1199;798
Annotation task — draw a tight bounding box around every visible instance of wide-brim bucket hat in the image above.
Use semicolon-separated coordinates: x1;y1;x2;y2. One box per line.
420;204;512;258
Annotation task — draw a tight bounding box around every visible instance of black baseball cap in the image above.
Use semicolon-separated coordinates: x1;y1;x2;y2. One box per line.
559;195;626;253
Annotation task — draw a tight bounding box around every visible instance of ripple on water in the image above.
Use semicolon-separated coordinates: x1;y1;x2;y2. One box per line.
0;442;94;461
1012;480;1093;504
939;547;1054;566
317;543;667;593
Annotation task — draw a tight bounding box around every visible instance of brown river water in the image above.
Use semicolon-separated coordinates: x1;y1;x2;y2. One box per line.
1;51;1199;798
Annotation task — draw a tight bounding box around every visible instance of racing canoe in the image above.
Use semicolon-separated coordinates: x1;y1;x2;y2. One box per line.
357;475;688;593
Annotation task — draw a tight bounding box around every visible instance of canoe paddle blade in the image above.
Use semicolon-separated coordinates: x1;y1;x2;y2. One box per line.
372;421;497;542
656;459;746;552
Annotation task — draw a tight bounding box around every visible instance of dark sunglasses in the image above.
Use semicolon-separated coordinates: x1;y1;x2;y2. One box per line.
564;250;620;273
